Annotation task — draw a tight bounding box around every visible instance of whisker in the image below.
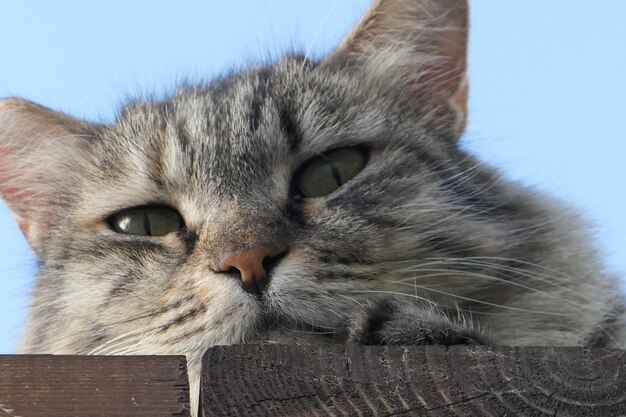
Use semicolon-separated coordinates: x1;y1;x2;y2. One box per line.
416;258;624;317
384;282;572;316
347;290;436;305
88;331;146;355
302;0;343;66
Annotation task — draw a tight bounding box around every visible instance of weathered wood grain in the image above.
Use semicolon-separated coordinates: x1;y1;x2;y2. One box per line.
201;345;626;417
0;355;190;417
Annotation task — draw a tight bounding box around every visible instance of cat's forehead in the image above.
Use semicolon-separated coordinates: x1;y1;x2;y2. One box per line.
116;58;326;157
109;57;389;185
114;57;380;149
104;58;337;203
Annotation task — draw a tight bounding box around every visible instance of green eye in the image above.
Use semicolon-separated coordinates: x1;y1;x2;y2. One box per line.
109;206;185;237
297;148;367;198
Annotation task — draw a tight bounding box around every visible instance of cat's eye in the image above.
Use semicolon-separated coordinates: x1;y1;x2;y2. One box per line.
296;148;367;198
108;206;185;237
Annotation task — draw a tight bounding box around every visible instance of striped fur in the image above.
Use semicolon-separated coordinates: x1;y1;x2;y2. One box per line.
0;1;623;414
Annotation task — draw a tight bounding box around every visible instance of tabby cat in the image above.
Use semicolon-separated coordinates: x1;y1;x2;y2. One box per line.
0;0;623;414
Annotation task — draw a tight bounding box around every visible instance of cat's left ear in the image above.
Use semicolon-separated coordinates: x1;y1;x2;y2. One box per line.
0;98;93;256
324;0;469;138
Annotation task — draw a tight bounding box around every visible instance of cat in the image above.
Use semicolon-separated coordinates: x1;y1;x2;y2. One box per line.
0;0;624;415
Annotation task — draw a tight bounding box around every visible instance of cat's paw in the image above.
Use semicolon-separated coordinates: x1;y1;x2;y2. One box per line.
348;297;488;346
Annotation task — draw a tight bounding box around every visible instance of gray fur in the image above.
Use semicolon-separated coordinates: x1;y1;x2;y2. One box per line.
0;0;623;415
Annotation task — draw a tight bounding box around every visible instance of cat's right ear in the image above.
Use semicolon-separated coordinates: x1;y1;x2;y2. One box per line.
323;0;469;138
0;98;93;256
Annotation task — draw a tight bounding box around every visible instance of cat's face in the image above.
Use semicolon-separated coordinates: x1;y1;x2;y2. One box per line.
0;0;487;358
17;55;484;355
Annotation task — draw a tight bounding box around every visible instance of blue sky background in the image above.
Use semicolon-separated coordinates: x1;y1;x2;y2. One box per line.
0;1;624;353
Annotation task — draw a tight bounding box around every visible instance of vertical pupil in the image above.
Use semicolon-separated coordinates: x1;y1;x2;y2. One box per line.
329;161;343;186
144;212;152;236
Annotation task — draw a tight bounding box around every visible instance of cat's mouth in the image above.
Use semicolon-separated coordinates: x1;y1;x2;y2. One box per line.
237;290;350;346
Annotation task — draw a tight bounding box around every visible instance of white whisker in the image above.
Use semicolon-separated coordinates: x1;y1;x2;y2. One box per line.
302;0;343;66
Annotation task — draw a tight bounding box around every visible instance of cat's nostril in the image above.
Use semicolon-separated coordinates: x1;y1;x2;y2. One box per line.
224;266;241;280
216;246;286;296
262;251;286;276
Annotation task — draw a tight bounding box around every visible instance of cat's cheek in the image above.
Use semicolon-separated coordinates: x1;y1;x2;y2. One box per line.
112;274;261;365
181;271;262;338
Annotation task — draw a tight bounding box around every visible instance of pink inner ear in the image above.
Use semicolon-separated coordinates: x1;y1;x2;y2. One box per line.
0;172;36;241
416;60;465;101
412;49;468;135
17;219;31;241
0;98;90;255
0;143;45;246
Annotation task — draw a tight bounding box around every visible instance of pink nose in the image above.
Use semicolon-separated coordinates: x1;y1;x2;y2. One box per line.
217;246;283;295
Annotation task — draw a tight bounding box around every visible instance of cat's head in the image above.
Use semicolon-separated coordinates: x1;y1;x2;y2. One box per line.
0;0;476;355
1;0;589;362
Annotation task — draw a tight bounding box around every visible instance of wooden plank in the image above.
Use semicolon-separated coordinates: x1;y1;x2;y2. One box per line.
201;345;626;417
0;355;190;417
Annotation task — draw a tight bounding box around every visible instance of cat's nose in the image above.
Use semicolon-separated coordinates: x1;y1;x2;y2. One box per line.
216;246;285;296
